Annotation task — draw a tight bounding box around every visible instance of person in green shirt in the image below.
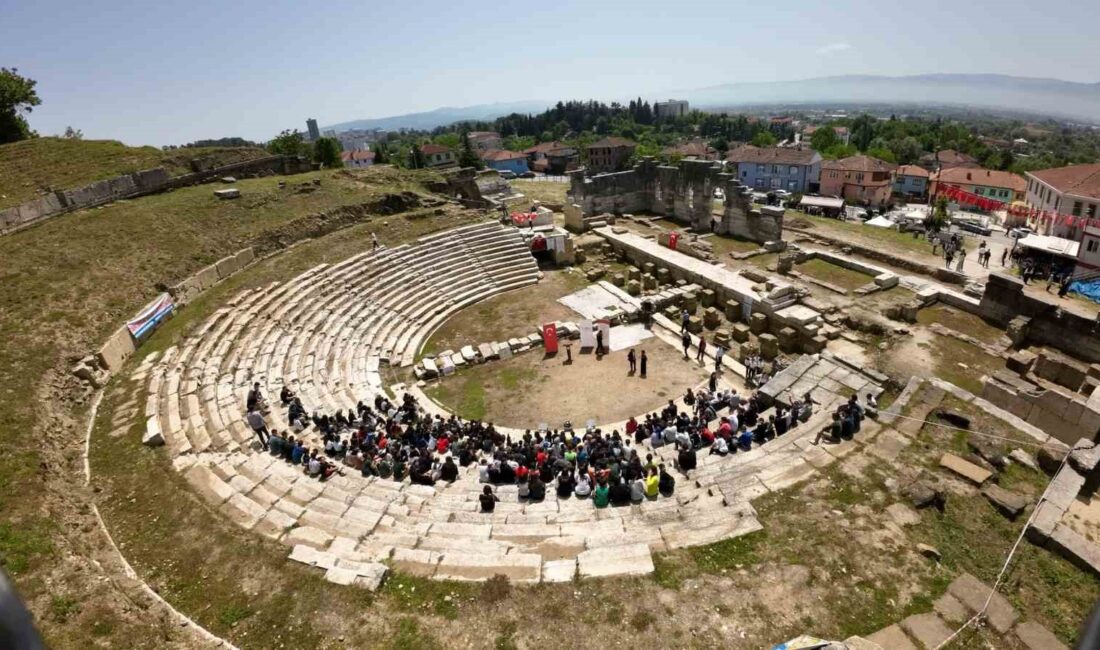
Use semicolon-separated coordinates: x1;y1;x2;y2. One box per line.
644;468;660;499
593;480;610;508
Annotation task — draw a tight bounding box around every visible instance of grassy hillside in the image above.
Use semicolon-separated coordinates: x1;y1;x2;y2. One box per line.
0;164;474;646
0;137;270;209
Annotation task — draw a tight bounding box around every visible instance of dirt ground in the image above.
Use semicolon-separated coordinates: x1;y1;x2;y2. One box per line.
420;269;587;358
425;335;710;428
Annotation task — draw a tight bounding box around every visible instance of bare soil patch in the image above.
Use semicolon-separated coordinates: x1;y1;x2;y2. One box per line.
425;337;709;428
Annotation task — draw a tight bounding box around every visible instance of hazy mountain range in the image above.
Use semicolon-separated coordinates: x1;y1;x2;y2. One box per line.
323;74;1100;133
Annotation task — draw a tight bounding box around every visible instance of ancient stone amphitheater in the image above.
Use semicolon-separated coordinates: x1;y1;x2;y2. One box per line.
139;220;870;589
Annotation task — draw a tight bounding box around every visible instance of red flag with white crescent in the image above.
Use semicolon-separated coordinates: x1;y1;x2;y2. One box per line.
542;322;559;354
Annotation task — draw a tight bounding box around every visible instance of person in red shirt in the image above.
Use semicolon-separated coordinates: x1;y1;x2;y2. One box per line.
436;435;450;454
700;424;715;446
516;464;529;482
718;417;732;440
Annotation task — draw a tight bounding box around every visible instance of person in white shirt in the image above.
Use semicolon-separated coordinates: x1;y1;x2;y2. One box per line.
574;473;593;497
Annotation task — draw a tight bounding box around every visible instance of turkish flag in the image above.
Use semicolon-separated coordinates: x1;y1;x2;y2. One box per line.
668;232;679;250
542;323;559;354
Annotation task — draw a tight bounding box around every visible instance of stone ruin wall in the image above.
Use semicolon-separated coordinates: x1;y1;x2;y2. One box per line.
979;272;1100;364
568;157;782;243
0;155;311;236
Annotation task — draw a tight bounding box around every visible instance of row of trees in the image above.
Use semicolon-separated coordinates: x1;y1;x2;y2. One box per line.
266;129;343;167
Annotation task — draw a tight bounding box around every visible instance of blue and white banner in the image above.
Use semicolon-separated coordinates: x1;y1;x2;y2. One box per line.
127;293;174;339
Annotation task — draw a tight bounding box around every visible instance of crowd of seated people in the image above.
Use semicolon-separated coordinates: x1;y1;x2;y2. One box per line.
252;376;872;498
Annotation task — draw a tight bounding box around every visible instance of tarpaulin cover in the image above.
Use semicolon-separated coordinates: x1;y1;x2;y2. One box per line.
1069;278;1100;304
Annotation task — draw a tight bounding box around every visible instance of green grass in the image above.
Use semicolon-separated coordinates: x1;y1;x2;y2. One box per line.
380;573;475;620
926;336;1005;395
390;618;443;650
786;211;940;261
796;258;875;291
0;521;54;575
916;304;1006;344
426;379;488;421
706;235;763;256
0;137;270;209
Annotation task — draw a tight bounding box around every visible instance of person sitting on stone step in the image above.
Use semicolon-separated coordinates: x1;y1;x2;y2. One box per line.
556;469;576;498
479;485;499;513
630;476;646;503
279;385;295;405
574;472;593;498
609;477;632;506
737;426;754;451
658;464;676;497
593;478;611;508
439;456;459;482
643;468;660;499
813;412;844;446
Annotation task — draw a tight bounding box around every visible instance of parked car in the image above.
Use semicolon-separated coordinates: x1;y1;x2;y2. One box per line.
956;221;992;236
498;170;517;180
1009;227;1035;239
518;171;535;179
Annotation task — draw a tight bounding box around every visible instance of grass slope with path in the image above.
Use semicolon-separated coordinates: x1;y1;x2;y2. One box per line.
0;137;272;210
0;163;467;647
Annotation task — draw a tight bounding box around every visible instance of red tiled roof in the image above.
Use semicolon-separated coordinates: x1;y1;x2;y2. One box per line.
932;167;1026;193
895;164;930;178
588;136;636;149
1029;164;1100;200
420;143;451;155
726;145;820;166
821;155;896;174
340;150;375;162
523;141;572;155
481;149;527;162
935;149;977;167
663;140;716;158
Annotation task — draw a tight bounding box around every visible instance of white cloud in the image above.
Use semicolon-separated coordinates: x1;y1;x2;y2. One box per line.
816;42;853;55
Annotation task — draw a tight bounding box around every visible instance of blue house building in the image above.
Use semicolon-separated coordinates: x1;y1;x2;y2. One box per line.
725;145;822;193
482;150;529;176
893;164;930;200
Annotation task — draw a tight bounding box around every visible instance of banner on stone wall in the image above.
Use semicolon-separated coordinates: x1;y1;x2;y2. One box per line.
542;322;559;354
127;293;175;340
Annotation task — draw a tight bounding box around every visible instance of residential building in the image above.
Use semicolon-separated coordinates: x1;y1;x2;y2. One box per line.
725;145;822;193
306;118;320;141
819;155;897;208
654;99;689;119
585;137;636;174
481;150;529;175
1025;163;1100;241
523;141;578;174
919;149;978;171
893;164;930;200
930;167;1026;205
467;131;503;153
419;143;456;168
340;150;375;169
662;139;718;161
800;125;850;146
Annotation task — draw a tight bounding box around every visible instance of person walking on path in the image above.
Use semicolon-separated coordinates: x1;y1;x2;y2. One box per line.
696;334;707;363
680;309;690;333
640;350;648;378
627;348;637;374
246;409;269;449
681;331;691;359
956;247;966;272
714;345;725;372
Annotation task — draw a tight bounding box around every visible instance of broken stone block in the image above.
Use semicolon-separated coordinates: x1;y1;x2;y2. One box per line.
750;312;768;334
586;267;606;282
682;292;698;313
713;329;731;347
1007;349;1038;375
656;267;670;285
731;323;750;343
724;299;740;321
902;481;946;510
1038;445;1069;475
642;262;655;277
801;335;827;354
1008;448;1038;471
687;316;703;334
700;288;716;307
758;333;778;359
982;485;1028;519
940;453;992;485
777;327;798;351
628;267;641;282
642;274;657;290
917;543;942;561
1070;440;1100;473
625;279;642;296
703;307;721;330
967;436;1006;468
611;273;625;287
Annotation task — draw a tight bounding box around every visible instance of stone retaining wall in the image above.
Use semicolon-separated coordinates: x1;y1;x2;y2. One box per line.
0;155;309;236
785;225;967;286
979;272;1100;364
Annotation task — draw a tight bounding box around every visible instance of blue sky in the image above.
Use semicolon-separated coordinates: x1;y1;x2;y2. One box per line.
2;0;1097;146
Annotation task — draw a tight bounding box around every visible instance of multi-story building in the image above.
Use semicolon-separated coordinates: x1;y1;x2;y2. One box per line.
819;155;896;208
419;143;456;169
893;164;930;200
930;167;1026;204
585;137;636;174
654;99;689;120
725;145;822;193
1025;163;1100;242
467;131;503;153
306;118;320;141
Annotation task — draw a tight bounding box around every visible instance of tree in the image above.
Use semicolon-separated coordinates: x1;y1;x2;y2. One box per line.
373;141;390;164
312;137;342;168
0;67;41;143
751;131;778;147
709;138;729;156
268;129;306;157
810;127;839;153
866;146;898;164
62;126;83;140
409;144;427;169
850;114;876;151
458;132;482;169
927;196;949;233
